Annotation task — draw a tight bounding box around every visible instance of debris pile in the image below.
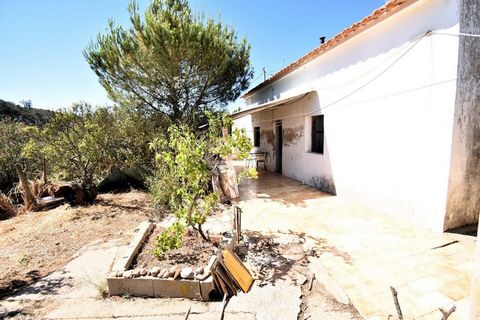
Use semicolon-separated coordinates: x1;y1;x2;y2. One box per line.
14;164;97;212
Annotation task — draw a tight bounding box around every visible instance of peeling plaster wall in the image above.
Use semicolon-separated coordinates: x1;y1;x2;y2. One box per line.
237;0;461;232
250;96;336;194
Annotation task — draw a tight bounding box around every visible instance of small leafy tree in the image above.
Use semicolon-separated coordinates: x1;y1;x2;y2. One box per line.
0;121;40;194
149;113;255;258
84;0;253;126
23;103;157;190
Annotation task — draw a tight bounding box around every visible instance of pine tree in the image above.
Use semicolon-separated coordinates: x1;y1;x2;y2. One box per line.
84;0;253;126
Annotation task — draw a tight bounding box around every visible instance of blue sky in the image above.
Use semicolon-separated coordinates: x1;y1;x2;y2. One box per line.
0;0;385;110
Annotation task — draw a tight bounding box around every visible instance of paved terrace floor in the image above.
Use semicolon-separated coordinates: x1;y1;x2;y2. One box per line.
234;170;476;320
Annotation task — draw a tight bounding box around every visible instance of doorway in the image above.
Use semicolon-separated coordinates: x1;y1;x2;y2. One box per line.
275;120;283;174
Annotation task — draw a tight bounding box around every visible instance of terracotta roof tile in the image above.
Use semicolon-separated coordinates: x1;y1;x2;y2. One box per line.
242;0;418;98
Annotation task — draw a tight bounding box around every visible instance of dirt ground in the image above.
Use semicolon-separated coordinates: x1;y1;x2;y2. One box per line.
0;190;155;298
133;226;218;271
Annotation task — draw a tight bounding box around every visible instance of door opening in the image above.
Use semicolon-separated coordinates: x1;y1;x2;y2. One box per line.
275;120;283;174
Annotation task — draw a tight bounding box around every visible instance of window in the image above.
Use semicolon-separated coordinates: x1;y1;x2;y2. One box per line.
311;115;324;154
253;126;260;147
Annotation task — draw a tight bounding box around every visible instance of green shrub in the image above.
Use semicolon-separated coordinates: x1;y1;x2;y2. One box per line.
149;112;255;256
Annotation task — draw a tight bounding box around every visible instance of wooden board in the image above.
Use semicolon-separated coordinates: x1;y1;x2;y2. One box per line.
222;249;254;293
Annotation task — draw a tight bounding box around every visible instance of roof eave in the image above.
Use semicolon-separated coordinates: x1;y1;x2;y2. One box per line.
241;0;419;100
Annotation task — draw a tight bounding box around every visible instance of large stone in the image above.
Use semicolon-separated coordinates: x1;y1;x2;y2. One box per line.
152;277;215;301
180;267;194;279
108;278;154;297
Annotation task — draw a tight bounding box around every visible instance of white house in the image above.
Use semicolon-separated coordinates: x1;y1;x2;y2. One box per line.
233;0;479;232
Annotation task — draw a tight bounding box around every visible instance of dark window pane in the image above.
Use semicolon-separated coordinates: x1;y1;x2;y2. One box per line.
254;127;260;147
311;115;324;154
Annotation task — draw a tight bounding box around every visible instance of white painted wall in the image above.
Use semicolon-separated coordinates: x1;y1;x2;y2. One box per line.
236;0;460;231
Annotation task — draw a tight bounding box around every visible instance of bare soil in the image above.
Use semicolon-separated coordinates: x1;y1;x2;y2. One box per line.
133;226;217;270
0;190;155;298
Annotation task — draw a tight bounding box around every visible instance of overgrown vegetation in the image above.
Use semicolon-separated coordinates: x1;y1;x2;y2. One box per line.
22;103;156;189
149;113;255;258
84;0;253;127
1;0;255;263
0;120;43;194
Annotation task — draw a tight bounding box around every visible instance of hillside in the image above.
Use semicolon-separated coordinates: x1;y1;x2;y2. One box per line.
0;99;54;125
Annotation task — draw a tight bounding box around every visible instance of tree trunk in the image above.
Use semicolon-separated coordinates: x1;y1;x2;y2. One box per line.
15;164;38;210
42;157;48;185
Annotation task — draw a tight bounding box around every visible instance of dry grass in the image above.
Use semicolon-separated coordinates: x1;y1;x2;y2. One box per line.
0;190;156;298
0;193;17;220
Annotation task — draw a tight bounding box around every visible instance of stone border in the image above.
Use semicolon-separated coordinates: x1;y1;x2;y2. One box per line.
107;275;215;300
111;221;154;272
108;221;221;301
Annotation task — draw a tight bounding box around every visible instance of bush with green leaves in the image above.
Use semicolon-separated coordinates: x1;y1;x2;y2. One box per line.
0;121;42;194
149;112;255;258
23;103;158;189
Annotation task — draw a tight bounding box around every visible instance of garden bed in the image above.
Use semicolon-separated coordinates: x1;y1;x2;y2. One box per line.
132;225;217;271
107;221;227;300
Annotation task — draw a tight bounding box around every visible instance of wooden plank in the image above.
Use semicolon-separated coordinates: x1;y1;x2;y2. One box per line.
211;271;223;295
215;264;238;295
222;249;254;293
212;270;230;296
216;251;241;291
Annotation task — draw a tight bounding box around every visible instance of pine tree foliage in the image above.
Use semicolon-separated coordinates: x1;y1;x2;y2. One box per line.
84;0;253;126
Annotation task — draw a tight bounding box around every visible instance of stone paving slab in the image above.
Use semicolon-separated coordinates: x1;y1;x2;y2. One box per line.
235;171;476;320
218;281;302;320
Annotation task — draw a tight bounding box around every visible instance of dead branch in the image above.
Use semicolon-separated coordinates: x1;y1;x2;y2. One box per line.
184;306;191;320
15;164;38;210
439;305;456;320
308;273;315;291
390;286;403;320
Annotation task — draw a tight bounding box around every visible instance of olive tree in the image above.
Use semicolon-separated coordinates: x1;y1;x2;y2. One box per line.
0;121;35;193
23;103;157;191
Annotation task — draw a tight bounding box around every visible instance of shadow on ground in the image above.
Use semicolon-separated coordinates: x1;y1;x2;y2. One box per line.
241;230;353;286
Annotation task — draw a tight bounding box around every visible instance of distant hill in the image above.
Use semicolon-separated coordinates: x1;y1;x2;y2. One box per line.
0;99;54;125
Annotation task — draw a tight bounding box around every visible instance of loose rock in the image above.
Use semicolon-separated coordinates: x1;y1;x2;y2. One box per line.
180;267;194;279
157;268;166;278
196;273;210;281
131;269;141;278
139;268;148;276
150;267;161;277
173;268;181;280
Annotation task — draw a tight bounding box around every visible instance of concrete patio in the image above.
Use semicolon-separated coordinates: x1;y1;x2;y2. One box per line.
235;170;476;320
